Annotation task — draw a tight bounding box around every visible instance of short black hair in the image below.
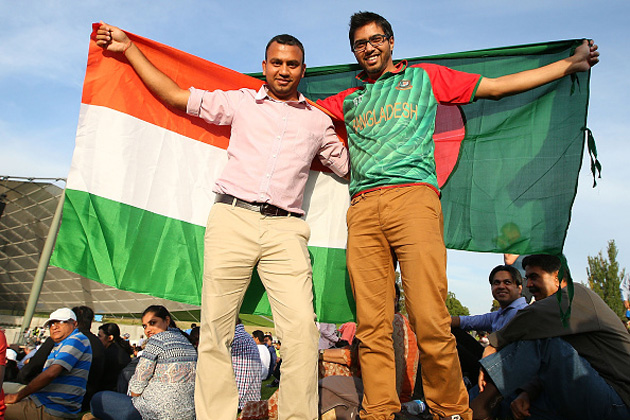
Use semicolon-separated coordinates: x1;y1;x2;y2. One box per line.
488;265;523;287
71;306;94;331
252;329;265;342
522;254;561;274
265;34;305;63
349;11;394;46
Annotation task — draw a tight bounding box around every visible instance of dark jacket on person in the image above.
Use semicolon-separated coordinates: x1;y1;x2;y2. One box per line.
81;329;105;411
102;342;132;391
490;283;630;407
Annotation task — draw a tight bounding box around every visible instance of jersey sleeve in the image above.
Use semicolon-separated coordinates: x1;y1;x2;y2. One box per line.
317;87;361;122
413;63;482;105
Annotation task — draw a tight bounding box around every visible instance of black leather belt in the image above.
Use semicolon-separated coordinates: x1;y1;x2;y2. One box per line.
214;194;302;218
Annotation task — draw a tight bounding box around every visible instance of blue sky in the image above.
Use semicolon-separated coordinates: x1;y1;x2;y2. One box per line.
1;1;628;315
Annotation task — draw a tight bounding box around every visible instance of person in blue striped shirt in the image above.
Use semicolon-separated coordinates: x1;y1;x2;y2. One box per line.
4;307;92;420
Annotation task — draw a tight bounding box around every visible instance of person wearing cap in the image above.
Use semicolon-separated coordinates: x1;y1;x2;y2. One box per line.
4;308;92;420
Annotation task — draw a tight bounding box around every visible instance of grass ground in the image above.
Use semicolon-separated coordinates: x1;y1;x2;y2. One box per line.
261;376;278;400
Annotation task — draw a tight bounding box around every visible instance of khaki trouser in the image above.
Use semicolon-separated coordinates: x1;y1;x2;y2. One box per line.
346;185;471;420
194;203;319;420
5;398;72;420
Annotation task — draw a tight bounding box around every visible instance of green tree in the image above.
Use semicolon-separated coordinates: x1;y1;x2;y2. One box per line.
446;291;470;316
490;299;501;312
587;239;627;320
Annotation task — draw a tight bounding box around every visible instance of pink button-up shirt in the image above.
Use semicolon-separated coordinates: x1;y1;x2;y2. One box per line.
187;85;349;215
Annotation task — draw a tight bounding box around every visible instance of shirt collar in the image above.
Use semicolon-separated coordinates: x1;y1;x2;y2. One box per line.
255;84;310;108
356;60;409;83
498;296;527;314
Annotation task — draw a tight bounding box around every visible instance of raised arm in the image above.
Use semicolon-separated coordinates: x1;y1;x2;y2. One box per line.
95;22;190;110
476;39;599;100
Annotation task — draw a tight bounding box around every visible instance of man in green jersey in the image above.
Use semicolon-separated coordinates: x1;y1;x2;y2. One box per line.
318;11;599;420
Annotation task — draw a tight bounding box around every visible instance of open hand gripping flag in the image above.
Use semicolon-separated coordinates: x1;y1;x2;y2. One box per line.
51;26;594;322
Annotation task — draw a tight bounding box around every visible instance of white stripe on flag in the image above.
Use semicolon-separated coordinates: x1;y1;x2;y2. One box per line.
67;104;350;249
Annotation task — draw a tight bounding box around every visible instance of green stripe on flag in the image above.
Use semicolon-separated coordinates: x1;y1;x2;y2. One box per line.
51;190;354;322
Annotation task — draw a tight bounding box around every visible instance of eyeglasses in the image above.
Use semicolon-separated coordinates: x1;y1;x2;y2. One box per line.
352;34;391;53
48;320;69;328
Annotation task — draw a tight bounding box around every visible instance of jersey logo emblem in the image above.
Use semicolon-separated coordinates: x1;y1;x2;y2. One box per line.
395;80;413;90
352;95;364;107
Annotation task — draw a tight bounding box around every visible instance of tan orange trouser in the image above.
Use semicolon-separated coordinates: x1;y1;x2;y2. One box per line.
5;398;68;420
346;185;471;420
194;203;319;420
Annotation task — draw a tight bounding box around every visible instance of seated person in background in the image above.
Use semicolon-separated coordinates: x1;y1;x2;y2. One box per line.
451;265;527;384
263;334;277;378
5;308;92;420
246;284;419;420
16;345;37;370
472;254;630;420
232;318;262;410
16;339;54;386
72;306;105;412
189;326;200;349
14;306;105;413
98;323;133;392
4;350;19;383
251;331;271;380
317;322;340;350
90;305;197;420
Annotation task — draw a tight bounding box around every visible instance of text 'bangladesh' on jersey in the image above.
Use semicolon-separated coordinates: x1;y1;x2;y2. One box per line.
319;61;482;197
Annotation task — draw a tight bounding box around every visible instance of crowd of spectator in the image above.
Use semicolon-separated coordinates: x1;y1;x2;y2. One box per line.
3;253;630;420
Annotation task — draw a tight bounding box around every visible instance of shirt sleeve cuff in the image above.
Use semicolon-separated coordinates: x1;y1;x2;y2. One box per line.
186;87;204;117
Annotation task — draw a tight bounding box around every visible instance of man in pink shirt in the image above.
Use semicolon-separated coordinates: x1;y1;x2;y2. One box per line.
96;24;349;420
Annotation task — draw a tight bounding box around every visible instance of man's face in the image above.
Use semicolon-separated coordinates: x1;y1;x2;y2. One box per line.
264;337;272;346
48;320;76;343
262;41;305;102
352;22;395;79
490;270;522;308
525;265;560;301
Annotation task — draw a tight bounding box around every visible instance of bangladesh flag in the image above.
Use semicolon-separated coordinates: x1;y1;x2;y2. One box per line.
50;26;594;322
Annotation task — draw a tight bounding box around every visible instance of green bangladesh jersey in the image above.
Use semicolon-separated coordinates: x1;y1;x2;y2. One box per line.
319;61;482;197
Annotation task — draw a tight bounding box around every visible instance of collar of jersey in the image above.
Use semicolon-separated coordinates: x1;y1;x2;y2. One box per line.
356;60;409;83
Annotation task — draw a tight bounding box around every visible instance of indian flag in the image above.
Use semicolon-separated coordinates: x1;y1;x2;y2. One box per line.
51;26;594;322
50;25;354;322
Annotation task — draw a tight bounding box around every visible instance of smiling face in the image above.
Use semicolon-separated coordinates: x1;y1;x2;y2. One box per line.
490;270;522;309
141;311;170;339
48;320;77;343
352;22;396;79
525;265;560;301
262;41;305;102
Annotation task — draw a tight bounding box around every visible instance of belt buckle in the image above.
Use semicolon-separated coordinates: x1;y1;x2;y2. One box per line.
260;204;278;216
